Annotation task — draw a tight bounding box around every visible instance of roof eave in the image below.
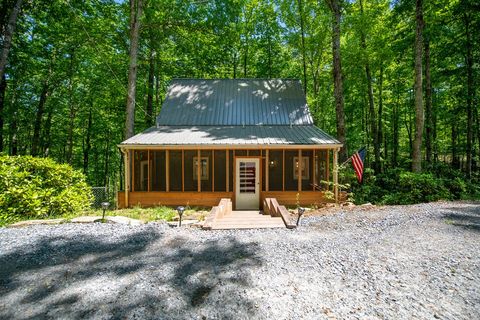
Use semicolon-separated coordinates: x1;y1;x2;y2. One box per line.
118;143;343;150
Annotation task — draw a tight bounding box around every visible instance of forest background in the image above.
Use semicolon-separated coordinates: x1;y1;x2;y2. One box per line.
0;0;479;204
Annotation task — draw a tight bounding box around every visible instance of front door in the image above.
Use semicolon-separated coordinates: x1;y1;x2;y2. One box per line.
235;158;260;210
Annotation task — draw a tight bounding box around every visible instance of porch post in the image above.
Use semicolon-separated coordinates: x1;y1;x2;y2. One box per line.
147;150;150;192
123;148;129;208
326;150;330;191
226;149;229;192
298;149;302;191
312;149;316;191
197;149;201;192
166;150;170;192
265;149;269;192
333;149;339;204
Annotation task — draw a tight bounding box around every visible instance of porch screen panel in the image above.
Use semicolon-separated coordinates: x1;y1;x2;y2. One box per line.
285;150;297;191
315;150;328;190
200;150;212;191
268;150;283;191
184;150;196;191
214;150;226;192
133;151;148;191
301;150;313;190
248;150;260;156
169;150;182;191
151;151;166;191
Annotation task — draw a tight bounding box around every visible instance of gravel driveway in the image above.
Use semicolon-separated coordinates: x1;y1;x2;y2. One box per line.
1;201;479;319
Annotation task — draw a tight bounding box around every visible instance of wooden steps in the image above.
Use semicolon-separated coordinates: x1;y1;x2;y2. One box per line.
211;210;285;230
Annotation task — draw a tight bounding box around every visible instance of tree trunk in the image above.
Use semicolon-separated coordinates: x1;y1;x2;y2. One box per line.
125;0;143;139
412;0;424;173
0;75;5;152
83;107;92;174
359;0;380;172
298;0;307;94
66;50;76;164
424;38;433;164
464;12;473;178
146;47;155;127
243;44;248;77
0;0;23;82
392;84;400;166
31;81;49;156
377;64;384;172
104;136;110;186
9;111;17;155
452;123;459;169
327;0;347;161
42;108;52;157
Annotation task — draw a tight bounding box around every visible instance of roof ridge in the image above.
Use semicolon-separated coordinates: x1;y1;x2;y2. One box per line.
171;78;301;81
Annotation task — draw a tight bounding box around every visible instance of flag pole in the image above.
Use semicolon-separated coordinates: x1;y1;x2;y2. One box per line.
340;156;352;167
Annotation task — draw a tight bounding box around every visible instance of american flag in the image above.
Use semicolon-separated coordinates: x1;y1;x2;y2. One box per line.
351;147;367;183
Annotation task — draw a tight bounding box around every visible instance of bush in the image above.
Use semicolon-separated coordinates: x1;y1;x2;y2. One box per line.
348;166;474;205
380;172;450;205
0;155;93;225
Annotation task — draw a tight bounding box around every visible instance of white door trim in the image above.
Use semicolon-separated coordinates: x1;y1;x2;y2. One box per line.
235;158;260;210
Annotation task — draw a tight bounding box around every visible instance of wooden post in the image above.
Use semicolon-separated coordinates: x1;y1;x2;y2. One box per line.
265;149;269;192
298;149;302;191
181;150;184;192
226;149;229;192
282;149;285;191
123;149;129;208
326;150;330;191
132;150;135;192
166;150;170;192
333;149;338;203
197;149;201;192
210;150;214;192
147;150;150;192
312;149;316;191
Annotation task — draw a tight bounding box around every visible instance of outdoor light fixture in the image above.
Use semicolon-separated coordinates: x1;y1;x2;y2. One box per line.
296;207;305;226
176;206;185;227
101;201;110;222
269;159;277;168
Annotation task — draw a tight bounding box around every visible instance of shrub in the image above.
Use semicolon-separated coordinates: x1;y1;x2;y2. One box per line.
0;155;93;225
348;166;473;206
380;172;450;205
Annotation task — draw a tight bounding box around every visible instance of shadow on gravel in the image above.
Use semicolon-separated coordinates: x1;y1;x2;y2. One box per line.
0;230;261;319
443;204;480;232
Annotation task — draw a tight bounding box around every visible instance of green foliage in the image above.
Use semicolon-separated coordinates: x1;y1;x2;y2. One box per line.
0;155;93;225
349;166;478;205
115;205;177;222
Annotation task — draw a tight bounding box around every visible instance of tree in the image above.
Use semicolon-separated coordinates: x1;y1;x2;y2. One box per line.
412;0;424;173
326;0;347;161
125;0;143;140
0;0;23;82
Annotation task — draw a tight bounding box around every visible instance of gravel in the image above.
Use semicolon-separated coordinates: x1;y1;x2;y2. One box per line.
0;201;479;319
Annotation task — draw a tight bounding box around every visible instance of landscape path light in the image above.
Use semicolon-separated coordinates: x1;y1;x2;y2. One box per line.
101;201;110;222
296;207;305;226
176;206;185;227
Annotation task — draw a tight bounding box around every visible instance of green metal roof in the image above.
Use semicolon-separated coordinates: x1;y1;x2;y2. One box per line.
120;125;340;146
156;79;313;126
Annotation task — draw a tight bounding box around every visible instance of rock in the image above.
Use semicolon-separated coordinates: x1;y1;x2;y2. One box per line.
8;218;65;228
106;216;144;225
71;216;103;223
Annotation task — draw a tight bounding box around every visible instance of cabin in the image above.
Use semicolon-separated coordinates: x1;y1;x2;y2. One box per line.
118;79;342;210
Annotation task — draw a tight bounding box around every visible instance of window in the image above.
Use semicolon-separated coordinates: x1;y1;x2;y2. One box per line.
293;156;309;179
193;157;209;180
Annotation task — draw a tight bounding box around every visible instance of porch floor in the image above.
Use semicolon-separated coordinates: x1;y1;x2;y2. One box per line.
211;210;285;230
